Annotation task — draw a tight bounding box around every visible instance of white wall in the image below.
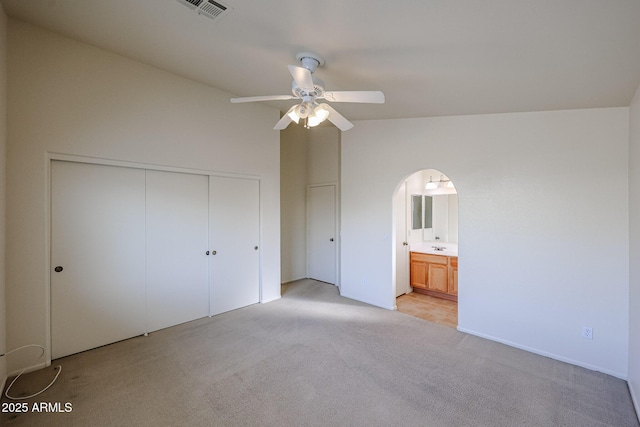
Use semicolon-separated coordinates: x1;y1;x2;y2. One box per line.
341;108;629;377
629;83;640;414
5;20;281;371
0;3;6;389
448;194;459;243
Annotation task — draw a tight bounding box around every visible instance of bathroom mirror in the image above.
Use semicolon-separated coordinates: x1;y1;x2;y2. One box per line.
411;194;422;230
423;195;433;228
423;194;458;243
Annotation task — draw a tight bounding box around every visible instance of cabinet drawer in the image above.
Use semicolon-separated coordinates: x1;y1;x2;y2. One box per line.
410;252;448;265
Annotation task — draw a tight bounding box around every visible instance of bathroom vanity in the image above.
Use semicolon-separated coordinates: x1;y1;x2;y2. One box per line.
409;249;458;302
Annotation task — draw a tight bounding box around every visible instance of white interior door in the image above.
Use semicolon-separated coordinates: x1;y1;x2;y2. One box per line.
51;161;146;359
145;170;209;332
210;176;260;315
307;185;336;284
395;182;410;297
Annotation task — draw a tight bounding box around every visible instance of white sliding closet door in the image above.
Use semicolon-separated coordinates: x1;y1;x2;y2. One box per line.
210;177;260;315
145;170;209;332
51;161;146;359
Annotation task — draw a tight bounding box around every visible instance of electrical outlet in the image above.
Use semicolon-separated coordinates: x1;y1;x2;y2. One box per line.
582;326;593;340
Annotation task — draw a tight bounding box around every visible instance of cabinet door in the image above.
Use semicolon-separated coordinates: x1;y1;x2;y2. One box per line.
449;266;458;295
210;176;260;315
410;261;427;289
51;161;146;359
427;263;448;293
448;257;458;295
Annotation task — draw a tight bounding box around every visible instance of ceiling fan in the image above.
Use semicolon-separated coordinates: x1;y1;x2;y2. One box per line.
230;52;385;131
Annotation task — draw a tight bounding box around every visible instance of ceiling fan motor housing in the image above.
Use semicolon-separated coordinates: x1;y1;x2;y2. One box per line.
295;52;325;73
291;77;325;98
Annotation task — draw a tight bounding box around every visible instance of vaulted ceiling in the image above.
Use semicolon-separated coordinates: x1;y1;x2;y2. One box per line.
2;0;640;121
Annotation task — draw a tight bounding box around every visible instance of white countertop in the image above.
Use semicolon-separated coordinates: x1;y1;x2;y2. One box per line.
410;243;458;257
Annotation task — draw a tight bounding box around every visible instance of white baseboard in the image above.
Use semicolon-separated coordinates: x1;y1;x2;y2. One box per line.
7;361;48;378
339;290;396;311
260;295;281;304
281;277;306;285
456;326;626;380
629;380;640;423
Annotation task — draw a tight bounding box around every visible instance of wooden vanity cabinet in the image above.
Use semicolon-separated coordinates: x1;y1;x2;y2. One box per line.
410;252;458;301
449;257;458;295
410;260;427;289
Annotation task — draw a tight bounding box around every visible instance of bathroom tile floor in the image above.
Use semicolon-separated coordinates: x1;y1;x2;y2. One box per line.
396;292;458;328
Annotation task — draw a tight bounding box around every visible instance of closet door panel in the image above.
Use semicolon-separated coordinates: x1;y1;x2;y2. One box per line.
210;177;260;315
51;161;146;359
145;170;209;332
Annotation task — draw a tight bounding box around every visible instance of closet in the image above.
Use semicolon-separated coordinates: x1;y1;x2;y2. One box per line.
50;160;260;359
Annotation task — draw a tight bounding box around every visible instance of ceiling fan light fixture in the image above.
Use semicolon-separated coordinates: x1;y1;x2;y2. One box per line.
294;103;311;119
307;105;330;127
287;109;300;124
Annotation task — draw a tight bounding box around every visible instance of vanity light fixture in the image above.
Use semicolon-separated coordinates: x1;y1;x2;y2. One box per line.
425;176;438;190
425;174;457;194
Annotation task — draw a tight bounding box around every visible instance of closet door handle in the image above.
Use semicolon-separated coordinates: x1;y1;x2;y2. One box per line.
211;251;217;255
254;246;259;250
206;250;210;255
54;266;64;273
330;238;334;242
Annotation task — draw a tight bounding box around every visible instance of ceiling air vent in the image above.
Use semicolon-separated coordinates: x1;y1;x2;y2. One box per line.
176;0;232;22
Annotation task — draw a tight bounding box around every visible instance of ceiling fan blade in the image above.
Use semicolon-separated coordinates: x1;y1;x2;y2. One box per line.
231;95;295;103
320;103;354;131
288;65;315;93
273;105;298;130
323;91;385;104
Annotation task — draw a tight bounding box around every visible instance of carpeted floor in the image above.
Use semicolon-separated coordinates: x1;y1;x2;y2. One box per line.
2;279;638;426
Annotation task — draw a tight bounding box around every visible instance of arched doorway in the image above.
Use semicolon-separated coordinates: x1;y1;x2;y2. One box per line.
393;169;459;327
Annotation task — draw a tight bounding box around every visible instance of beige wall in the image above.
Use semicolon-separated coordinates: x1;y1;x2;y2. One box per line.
5;19;281;372
280;125;340;283
629;82;640;415
307;127;340;185
0;3;6;389
280;125;307;283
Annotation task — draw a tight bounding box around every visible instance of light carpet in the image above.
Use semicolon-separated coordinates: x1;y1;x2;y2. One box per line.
2;279;638;426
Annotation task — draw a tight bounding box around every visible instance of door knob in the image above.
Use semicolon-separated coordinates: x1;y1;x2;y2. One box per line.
254;246;259;250
330;238;334;242
206;250;210;255
212;250;217;255
54;266;63;273
403;242;408;246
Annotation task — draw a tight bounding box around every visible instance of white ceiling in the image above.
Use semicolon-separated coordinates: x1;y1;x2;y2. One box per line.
2;0;640;121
